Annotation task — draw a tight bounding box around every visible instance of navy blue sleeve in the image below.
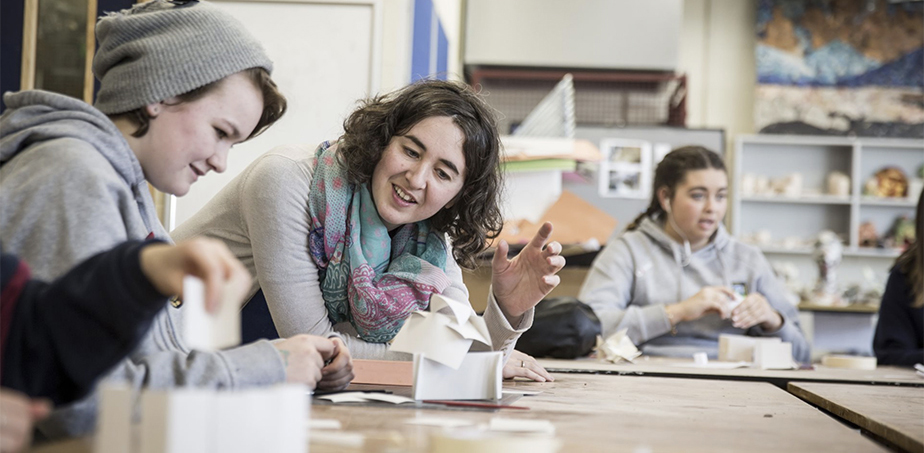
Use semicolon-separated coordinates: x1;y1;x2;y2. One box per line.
872;268;924;367
1;240;169;405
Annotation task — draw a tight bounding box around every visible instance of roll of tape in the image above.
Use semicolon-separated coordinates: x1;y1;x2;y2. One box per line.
821;354;877;370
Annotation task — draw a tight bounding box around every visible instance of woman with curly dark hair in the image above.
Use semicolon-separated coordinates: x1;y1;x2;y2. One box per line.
174;80;564;380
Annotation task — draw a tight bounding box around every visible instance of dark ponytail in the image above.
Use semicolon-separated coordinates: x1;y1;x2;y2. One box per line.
625;146;726;231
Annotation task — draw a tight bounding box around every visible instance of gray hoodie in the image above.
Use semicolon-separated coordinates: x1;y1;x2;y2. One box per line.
578;215;810;362
0;90;286;438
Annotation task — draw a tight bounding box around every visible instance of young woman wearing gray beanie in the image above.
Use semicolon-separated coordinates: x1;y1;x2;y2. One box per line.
0;0;350;440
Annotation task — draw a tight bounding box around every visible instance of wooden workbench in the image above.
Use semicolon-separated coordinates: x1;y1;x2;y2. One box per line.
31;373;889;453
304;373;887;452
537;357;924;388
788;382;924;453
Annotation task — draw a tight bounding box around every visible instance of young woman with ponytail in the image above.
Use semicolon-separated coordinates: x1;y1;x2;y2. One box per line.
578;146;810;361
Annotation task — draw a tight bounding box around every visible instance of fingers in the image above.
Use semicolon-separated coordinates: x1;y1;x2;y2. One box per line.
713;286;736;299
542;274;561;289
29;399;52;421
306;335;338;360
502;351;553;382
319;339;354;391
731;296;763;329
492;239;510;271
0;391;35;452
527;222;554;251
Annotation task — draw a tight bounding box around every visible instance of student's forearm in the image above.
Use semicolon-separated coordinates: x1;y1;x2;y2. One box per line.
2;241;167;404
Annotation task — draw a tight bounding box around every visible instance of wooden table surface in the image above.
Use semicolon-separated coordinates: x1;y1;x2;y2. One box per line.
305;373;886;453
538;357;924;387
31;373;889;453
788;382;924;453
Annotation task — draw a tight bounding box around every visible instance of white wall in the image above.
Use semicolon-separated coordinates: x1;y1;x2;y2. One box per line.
679;0;758;151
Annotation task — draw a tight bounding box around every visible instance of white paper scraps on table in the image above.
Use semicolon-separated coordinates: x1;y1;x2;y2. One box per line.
315;392;414;405
359;393;416;405
502;389;541;396
670;361;750;369
315;393;370;404
489;418;555;434
596;329;641;363
309;431;365;448
404;417;476;428
915;363;924;378
305;419;342;430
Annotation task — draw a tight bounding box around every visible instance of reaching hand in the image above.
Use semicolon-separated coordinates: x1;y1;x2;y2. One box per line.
139;237;251;313
502;350;553;382
732;293;783;331
317;337;354;391
491;222;566;320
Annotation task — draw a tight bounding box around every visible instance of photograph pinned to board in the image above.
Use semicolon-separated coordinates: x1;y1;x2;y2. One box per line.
598;138;652;199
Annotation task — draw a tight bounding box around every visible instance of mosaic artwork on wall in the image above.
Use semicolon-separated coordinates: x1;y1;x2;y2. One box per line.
756;0;923;138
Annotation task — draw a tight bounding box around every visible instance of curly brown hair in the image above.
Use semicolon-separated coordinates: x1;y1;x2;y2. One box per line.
338;79;503;269
114;67;287;140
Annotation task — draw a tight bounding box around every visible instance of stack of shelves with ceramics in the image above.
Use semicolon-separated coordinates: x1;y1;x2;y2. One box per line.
732;134;922;259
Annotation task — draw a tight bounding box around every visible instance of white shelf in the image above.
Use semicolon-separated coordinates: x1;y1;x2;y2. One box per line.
859;196;917;207
847;247;903;258
741;195;851;205
754;245;901;258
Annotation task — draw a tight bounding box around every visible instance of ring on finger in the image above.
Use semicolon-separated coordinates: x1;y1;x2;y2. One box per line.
520;360;526;368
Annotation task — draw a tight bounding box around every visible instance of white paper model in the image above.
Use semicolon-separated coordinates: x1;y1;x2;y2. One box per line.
390;294;503;400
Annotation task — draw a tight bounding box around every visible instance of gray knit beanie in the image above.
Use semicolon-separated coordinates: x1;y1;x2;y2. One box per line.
93;0;272;115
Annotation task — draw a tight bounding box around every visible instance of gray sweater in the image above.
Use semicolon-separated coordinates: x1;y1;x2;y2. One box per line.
578;216;810;362
0;91;286;439
172;144;533;360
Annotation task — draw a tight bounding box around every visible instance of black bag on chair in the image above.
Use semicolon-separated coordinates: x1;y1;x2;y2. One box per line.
516;297;601;359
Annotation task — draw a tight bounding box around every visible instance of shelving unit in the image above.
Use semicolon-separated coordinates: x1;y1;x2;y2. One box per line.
733;134;922;258
733;135;921;359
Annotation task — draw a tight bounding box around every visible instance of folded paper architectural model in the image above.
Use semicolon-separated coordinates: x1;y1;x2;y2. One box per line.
390;294;503;400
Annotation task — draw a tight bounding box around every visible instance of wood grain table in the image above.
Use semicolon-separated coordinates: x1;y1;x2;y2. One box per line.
305;373;887;452
30;373;892;453
538;357;924;388
788;382;924;453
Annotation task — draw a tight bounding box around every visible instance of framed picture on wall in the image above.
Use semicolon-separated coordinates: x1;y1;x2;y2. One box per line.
598;138;652;199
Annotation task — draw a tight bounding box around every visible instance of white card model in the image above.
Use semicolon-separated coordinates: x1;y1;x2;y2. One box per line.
182;275;242;351
140;389;214;453
717;334;781;363
390;294;492;369
753;341;795;370
389;294;501;400
412;351;503;401
95;385;133;453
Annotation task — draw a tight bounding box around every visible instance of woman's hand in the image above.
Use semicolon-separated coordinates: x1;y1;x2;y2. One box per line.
317;337;354;391
666;286;735;324
491;222;566;320
731;293;783;331
502;350;554;382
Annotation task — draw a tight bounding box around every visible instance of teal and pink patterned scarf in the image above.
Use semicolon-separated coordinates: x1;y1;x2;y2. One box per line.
307;141;452;343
